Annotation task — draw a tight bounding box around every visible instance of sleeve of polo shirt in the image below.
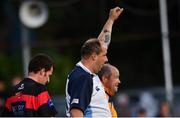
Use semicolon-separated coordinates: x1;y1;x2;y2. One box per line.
69;74;93;113
37;91;57;116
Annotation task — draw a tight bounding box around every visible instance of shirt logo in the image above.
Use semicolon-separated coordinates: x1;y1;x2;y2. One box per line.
71;99;79;104
48;99;54;108
11;101;26;116
18;84;24;90
96;86;100;91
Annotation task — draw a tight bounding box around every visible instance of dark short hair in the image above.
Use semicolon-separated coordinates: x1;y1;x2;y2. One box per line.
98;63;112;80
81;38;102;59
28;53;54;73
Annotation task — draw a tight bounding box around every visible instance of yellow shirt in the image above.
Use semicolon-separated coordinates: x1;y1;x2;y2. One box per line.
108;102;118;117
106;93;118;117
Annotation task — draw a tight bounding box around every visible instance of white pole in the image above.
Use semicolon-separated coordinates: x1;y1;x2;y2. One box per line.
21;25;31;77
159;0;173;115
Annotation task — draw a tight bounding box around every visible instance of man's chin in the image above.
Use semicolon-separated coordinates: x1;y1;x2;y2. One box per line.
114;88;118;92
45;81;49;86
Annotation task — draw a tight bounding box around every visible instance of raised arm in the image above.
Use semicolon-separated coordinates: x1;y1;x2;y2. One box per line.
98;7;123;48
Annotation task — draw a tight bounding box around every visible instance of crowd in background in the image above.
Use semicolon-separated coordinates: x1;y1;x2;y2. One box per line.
114;91;180;117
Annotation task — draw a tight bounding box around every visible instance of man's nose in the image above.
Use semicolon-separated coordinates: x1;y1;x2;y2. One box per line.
105;56;108;63
118;79;121;84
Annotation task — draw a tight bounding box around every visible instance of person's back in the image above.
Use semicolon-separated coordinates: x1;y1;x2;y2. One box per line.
66;63;111;117
3;53;57;117
3;78;56;116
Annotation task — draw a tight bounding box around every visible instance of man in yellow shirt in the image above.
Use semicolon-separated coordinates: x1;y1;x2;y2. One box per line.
98;64;121;117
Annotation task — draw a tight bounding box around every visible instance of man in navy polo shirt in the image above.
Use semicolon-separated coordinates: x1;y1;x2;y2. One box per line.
66;7;123;117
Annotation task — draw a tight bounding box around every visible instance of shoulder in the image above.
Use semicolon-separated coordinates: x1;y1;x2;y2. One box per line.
68;66;93;82
68;67;93;89
11;78;47;96
67;66;94;93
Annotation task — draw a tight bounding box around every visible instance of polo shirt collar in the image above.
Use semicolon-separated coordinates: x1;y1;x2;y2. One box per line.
76;61;96;76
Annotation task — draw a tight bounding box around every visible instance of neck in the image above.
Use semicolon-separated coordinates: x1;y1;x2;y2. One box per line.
81;59;94;73
104;87;113;97
28;73;39;83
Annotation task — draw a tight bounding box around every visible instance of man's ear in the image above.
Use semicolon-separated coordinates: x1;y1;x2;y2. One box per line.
102;76;108;83
39;68;45;75
91;53;97;61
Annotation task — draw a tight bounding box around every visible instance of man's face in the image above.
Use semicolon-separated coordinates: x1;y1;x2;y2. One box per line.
42;67;53;85
107;67;120;96
94;46;108;73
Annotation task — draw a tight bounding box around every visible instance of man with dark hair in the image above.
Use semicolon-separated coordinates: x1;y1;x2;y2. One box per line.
98;63;120;117
66;7;123;117
66;38;108;117
3;53;57;117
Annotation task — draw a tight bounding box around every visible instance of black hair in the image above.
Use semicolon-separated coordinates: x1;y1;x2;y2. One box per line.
28;53;54;73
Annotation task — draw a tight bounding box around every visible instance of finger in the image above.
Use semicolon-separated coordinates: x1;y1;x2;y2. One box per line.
116;8;121;12
116;7;123;13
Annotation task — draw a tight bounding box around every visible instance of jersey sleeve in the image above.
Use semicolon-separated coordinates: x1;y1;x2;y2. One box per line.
37;91;57;116
68;74;93;113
